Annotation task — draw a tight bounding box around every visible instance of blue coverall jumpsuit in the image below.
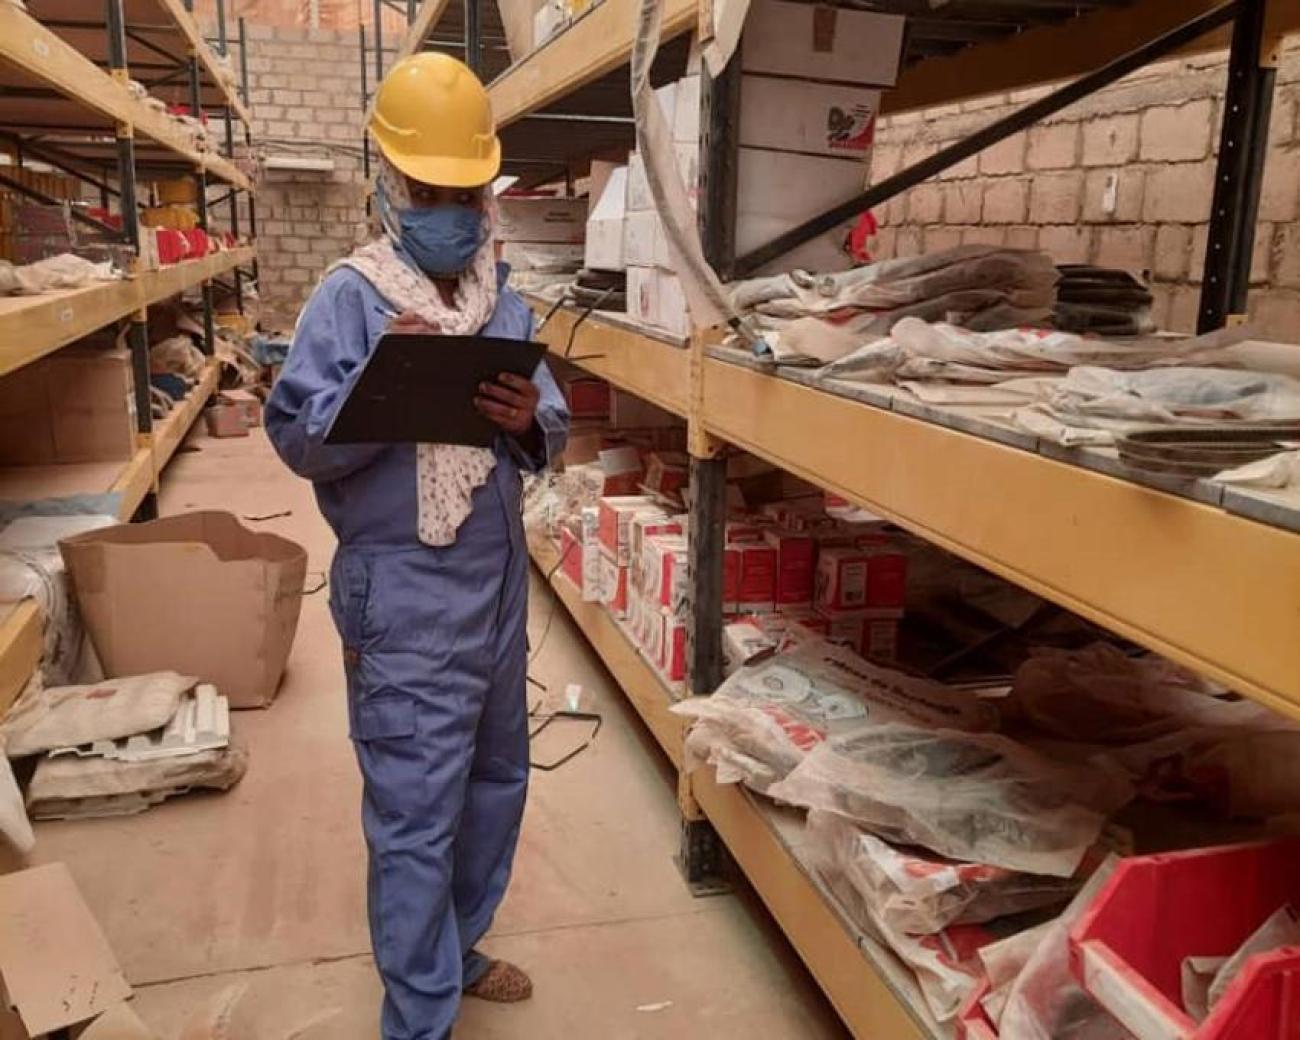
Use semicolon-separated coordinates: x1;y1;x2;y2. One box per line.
265;262;569;1040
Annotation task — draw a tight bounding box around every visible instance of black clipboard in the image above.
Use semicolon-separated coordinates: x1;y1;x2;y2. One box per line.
325;333;547;449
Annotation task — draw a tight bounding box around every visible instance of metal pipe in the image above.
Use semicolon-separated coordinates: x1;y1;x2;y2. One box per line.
216;0;228;55
465;0;481;75
699;50;741;280
733;0;1241;277
238;17;250;105
105;0;128;69
115;133;140;252
374;0;385;86
361;24;372;209
1198;0;1274;331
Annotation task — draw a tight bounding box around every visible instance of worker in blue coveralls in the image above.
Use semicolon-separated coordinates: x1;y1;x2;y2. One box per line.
265;51;569;1040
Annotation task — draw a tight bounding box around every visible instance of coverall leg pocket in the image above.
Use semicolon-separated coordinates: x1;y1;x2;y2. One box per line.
351;689;423;818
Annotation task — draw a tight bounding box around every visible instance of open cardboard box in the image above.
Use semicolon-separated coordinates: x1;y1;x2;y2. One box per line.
60;512;308;709
0;864;132;1039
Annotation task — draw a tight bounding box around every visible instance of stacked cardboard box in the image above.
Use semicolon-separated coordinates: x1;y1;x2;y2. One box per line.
498;195;587;285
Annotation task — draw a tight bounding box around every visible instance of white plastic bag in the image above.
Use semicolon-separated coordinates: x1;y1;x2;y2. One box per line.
769;724;1133;877
672;638;997;791
1;672;196;757
806;810;1082;935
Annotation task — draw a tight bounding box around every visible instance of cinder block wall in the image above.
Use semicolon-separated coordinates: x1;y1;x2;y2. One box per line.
240;24;381;330
872;43;1300;338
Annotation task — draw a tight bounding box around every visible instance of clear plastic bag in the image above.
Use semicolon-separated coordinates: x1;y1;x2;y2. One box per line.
769;724;1133;877
806;810;1081;936
1008;643;1275;745
672;638;997;792
997;857;1136;1040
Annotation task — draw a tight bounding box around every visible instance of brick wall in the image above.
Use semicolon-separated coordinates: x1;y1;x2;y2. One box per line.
237;24;387;329
872;42;1300;339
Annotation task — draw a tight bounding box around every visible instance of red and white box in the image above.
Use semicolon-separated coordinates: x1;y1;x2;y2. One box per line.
630;511;683;578
723;546;742;614
647;607;688;682
764;528;815;606
598;550;630;617
561;376;611;419
862;617;899;663
815;545;907;611
641;533;689;612
725;519;767;543
597;446;645;497
723;618;777;675
644;451;690;497
559;524;602;602
598;495;658;564
734;541;777;614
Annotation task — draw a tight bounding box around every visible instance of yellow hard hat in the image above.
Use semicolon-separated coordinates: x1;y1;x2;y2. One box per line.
369;52;501;188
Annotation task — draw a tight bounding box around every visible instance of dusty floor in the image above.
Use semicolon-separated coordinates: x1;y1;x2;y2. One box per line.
27;430;846;1040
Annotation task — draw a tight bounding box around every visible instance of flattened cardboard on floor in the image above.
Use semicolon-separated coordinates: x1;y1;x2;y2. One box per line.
60;512;308;709
0;863;131;1037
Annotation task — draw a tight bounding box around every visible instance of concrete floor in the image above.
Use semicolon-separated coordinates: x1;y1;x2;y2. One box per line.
26;430;847;1040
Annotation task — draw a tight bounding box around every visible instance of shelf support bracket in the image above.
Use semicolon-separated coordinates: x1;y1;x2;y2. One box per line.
1197;0;1275;331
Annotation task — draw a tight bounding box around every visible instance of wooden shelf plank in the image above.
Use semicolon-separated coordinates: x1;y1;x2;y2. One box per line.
488;0;698;127
152;361;218;474
701;356;1300;720
0;602;43;718
0;4;251;191
0;247;257;379
530;299;692;419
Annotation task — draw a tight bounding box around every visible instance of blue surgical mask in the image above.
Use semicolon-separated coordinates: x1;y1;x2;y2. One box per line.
397;204;484;277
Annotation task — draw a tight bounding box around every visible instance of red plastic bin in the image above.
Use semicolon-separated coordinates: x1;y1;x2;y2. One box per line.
1069;838;1300;1040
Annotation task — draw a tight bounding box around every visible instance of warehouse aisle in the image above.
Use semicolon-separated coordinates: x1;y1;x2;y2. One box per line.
28;429;846;1039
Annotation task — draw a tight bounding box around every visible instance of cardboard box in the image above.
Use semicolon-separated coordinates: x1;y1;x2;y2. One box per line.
641;532;688;612
498;197;587;244
0;348;135;466
723;619;776;675
0;864;132;1038
587;160;622;218
597;495;658;564
644;451;690;497
597;445;645;496
626;151;653;212
734;541;777;613
609;389;679;428
598;550;629;617
673;74;701;144
861;544;908;610
723;545;741;615
742;0;905;86
561;376;611;419
501;241;585;272
205;401;250;438
623;211;662;268
741;77;880;158
816;546;873;611
676;143;700;211
765;529;816;606
626;265;658;326
631;512;682;577
560;525;602;602
657;270;690;337
737;147;866;272
863;616;899;663
222;388;263;427
60;512;308;709
584;166;627;271
660;609;687;681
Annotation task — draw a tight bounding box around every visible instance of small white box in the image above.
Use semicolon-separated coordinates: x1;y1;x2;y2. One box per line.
626;151;653;212
584;165;627;271
675;143;700;213
742;0;904;86
500;241;585;272
623;211;660;267
497;197;587;244
654;82;678;128
673;74;701;144
626;265;657;327
656;269;691;337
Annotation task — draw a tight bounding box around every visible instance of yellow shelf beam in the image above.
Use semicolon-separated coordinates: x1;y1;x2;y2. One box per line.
397;0;455;62
882;0;1300;116
0;602;43;718
701;358;1300;721
0;247;256;379
531;300;691;419
488;0;698;127
0;5;251;190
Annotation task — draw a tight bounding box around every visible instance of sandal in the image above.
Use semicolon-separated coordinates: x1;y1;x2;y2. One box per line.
464;959;533;1003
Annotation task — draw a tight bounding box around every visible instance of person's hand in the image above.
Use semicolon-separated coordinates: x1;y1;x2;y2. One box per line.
475;372;539;436
388;311;440;335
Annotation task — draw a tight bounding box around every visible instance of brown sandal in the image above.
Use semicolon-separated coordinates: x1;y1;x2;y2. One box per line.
465;959;533;1003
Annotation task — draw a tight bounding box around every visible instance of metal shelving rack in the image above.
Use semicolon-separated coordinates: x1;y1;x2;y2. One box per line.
0;0;259;708
405;3;1300;1035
